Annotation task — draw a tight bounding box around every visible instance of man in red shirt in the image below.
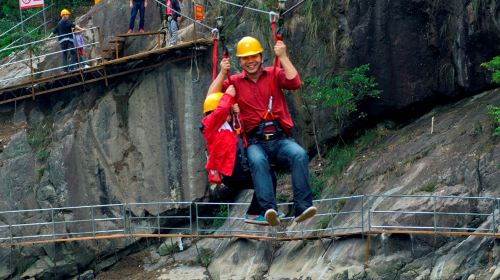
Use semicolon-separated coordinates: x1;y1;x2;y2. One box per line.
207;36;316;226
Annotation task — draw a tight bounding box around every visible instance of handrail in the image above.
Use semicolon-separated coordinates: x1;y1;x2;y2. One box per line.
2;194;498;246
0;27;102;86
1;27;99;53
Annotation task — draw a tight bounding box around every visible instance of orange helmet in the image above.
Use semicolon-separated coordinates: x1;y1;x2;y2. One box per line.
203;92;224;114
60;9;71;17
236;36;264;57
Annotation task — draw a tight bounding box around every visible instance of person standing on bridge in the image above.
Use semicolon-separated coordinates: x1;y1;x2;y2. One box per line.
165;0;181;45
53;9;83;72
207;36;316;226
128;0;148;33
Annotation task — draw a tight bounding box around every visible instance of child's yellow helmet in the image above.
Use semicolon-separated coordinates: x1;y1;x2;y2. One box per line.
203;92;224;114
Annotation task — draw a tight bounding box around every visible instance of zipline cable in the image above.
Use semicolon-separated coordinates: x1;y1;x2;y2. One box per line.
218;0;271;15
281;0;307;17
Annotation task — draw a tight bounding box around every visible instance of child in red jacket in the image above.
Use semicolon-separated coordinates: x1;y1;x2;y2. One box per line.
201;86;282;225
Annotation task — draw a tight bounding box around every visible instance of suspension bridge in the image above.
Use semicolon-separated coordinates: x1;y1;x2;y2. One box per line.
1;194;498;249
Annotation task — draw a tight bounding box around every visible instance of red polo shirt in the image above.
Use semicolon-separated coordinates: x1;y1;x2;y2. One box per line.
222;66;301;133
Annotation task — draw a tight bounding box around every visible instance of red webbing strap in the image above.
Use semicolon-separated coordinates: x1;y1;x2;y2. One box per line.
223;51;233;85
271;19;281;113
212;37;218;81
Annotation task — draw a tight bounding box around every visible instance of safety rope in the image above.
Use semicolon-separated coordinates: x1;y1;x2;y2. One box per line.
268;0;287;121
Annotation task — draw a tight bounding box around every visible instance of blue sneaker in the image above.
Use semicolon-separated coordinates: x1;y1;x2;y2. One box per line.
244;214;269;226
278;211;286;219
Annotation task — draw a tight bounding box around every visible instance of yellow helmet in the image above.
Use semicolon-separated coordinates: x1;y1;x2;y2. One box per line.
236;36;264;57
60;9;71;17
203;92;224;114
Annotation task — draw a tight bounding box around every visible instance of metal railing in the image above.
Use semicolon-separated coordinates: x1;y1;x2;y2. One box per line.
0;194;498;245
0;27;103;87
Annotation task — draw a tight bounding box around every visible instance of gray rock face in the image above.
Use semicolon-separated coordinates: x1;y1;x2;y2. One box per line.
192;90;498;280
0;50;211;278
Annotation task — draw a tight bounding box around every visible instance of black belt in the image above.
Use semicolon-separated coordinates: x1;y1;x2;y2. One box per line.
247;129;282;141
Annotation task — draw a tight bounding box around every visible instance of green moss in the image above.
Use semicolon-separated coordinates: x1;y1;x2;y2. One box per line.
417;182;436;193
317;216;330;229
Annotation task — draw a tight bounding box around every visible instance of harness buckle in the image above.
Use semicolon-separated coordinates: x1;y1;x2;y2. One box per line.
263;134;274;141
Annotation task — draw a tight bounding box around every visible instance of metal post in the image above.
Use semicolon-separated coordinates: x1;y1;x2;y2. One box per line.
29;49;35;100
19;9;24;33
195;203;199;234
433;196;437;233
189;203;193;234
361;195;365;236
227;204;231;235
51;209;56;240
122;204;127;234
43;7;47;35
157;202;161;236
367;197;371;232
91;206;95;238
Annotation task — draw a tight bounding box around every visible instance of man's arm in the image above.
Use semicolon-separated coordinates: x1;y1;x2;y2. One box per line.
130;0;133;8
207;57;230;96
144;0;147;8
274;40;298;80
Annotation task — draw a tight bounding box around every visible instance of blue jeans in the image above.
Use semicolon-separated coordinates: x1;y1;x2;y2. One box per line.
247;137;313;216
129;1;145;30
60;40;77;72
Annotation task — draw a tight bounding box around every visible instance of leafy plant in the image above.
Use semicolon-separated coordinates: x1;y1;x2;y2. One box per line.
303;64;381;150
317;216;330;229
481;56;500;136
205;205;228;230
481;55;500;84
417;182;436;193
196;247;213;267
487;105;500;136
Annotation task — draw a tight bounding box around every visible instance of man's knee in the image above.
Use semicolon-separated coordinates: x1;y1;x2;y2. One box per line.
248;146;268;167
292;147;308;162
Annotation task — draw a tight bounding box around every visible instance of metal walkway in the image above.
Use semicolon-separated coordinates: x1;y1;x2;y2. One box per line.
0;26;211;105
1;194;498;247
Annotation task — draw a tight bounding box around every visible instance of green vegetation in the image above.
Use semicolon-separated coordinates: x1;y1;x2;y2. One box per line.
481;55;500;136
311;129;379;198
317;216;330;229
1;0;93;58
158;241;179;256
204;205;228;230
276;192;289;203
302;64;381;157
487;105;500;136
304;64;381;134
27;119;52;163
417;182;436;193
196;247;213;267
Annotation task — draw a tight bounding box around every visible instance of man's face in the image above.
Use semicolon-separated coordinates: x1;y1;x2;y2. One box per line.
62;14;70;20
239;54;262;75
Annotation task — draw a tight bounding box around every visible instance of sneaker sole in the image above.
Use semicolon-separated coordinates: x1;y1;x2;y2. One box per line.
294;207;317;223
265;210;280;226
244;220;270;226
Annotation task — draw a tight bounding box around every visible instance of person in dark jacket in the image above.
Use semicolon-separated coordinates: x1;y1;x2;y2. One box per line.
53;9;82;72
128;0;147;33
165;0;181;45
